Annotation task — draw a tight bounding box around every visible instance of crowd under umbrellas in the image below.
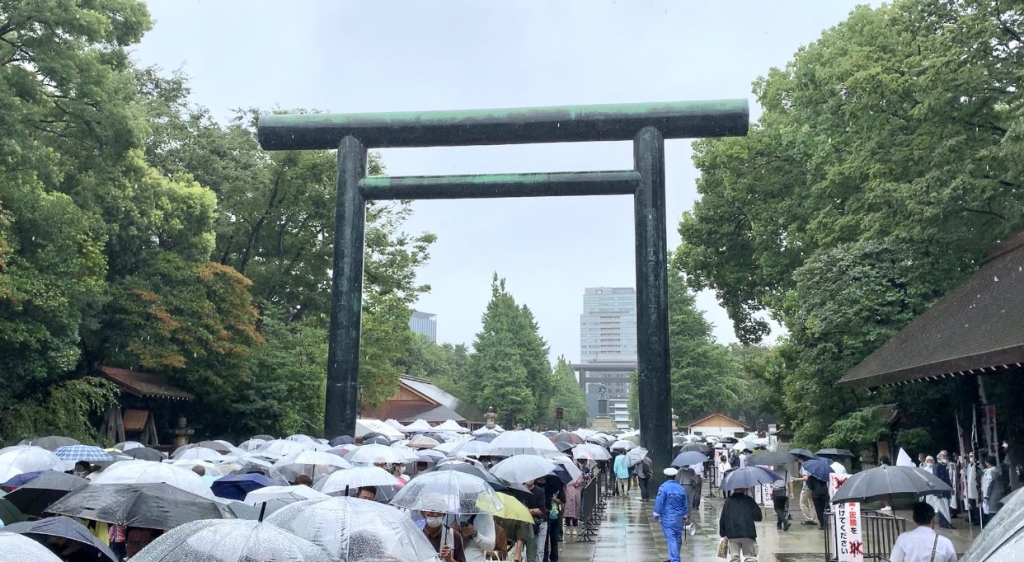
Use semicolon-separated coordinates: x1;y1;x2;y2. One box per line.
0;422;627;561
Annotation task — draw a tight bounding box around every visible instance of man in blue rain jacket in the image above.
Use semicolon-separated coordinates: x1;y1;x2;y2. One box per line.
653;467;689;562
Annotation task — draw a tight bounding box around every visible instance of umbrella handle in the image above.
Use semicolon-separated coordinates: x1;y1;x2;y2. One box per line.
258;502;267;522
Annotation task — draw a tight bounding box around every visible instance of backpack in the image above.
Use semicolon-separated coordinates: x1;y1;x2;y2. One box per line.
637;459;652;479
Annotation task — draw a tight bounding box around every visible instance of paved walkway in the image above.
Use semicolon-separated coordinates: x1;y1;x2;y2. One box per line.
558;486;979;562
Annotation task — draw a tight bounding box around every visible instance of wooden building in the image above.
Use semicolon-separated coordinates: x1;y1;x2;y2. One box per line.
99;366;194;448
361;375;485;429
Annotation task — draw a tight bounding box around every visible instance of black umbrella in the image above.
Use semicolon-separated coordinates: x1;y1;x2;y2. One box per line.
122;447;165;462
474;433;496;443
18;436;79;451
750;451;797;467
788;448;818;459
2;516;118;561
680;444;707;453
5;471;88;517
672;451;709;466
46;483;234;531
830;465;952;504
721;467;783;492
0;498;27;525
329;436;354;447
815;448;854;459
554;442;573;453
717;437;738;444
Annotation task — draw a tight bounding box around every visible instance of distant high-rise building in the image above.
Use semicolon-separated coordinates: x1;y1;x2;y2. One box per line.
575;287;637;427
410;311;437;342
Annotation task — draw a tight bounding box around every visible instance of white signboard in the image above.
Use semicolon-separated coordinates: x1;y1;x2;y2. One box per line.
829;473;851;500
833;501;864;562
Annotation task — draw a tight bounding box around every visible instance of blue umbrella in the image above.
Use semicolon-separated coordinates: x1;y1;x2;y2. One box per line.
720;466;782;492
211;473;276;501
672;451;709;466
1;471;48;489
801;458;835;481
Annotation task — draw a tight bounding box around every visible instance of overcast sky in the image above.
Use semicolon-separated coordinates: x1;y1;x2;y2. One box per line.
133;1;867;363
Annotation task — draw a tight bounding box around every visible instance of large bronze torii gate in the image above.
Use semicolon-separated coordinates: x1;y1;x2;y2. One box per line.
257;100;748;475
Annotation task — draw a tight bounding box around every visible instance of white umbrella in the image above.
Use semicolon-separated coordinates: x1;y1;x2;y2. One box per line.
490;455;557;484
0;446;68;482
316;467;401;495
129;519;330;562
389;446;422;463
115;441;145;452
171;460;225;478
286;434;316;443
609;440;635;452
257;440;308;458
92;460;214;498
488;430;560;458
0;532;63;561
572;444;612;461
237;439;267;452
355;419;405;439
403;419;434;433
551;456;583;481
345;444;407;466
390;470;504;515
472;427;498;437
173;447;224;462
626;447;649;467
245;484;327;505
435;420;470;433
271;451;352;481
453;440;492;458
433;441;461;455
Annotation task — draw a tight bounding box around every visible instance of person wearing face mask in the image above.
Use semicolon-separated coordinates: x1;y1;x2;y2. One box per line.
889;502;956;562
421;509;467;562
71;461;91;478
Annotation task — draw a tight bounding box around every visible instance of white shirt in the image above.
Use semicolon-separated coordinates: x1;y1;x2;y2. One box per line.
455;512;496;562
890;526;957;562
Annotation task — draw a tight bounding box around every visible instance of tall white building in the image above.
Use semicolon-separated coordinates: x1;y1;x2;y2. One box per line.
575;287;638;428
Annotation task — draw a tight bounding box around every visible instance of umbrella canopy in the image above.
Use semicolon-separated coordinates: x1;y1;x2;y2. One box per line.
0;447;65;482
961;483;1024;562
435;420;469;433
671;451;709;467
830;465;953;504
550;457;583;482
609;440;635;451
243;485;327;519
122;447;165;462
721;467;784;492
114;441;144;452
801;459;835;482
328;436;354;447
491;492;533;524
271;451;352;481
258;440;309;459
489;430;560;458
211;473;276;501
18;437;79;452
53;445;114;464
171;459;224;478
4;471;88;517
423;460;507;492
46;483;233;530
679;444;709;454
91;460;214;498
316;467;401;496
0;532;62;561
0;498;27;525
551;433;584;445
238;438;268;452
750;451;797;467
404;419;434;433
626;447;649;467
391;470;504;514
407;436;441;450
173;447;224;462
815;448;855;459
449;441;488;460
2;515;117;561
490;456;557;484
195;440;235;454
572;444;611;461
131;519;329;562
286;434;316;443
789;448;819;459
356;419;405;440
345;444;407;466
266;497;439;562
417;449;445;462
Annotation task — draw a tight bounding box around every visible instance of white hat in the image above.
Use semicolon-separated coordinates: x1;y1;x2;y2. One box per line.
663;467;678;477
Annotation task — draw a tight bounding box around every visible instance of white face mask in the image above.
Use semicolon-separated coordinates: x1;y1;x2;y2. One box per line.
425;516;444;528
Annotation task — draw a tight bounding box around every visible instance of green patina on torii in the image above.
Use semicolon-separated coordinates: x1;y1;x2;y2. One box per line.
257;99;749;478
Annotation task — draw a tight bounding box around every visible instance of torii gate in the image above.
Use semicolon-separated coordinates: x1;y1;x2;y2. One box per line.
257;100;749;476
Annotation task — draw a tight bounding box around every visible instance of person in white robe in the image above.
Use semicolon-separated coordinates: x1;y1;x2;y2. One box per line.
921;456;953;528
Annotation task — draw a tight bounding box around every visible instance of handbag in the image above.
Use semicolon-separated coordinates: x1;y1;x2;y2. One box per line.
717;537;728;558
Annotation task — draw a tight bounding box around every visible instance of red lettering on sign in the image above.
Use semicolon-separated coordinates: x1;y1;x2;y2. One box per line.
849;541;864;556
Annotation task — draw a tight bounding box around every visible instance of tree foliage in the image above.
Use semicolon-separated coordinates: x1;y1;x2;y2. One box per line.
675;0;1024;448
538;356;588;429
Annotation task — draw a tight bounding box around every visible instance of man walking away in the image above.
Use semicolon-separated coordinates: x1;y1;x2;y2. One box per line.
637;456;653;501
808;472;830;530
772;464;791;531
793;460;817;525
719;487;762;562
653;468;689;562
613;452;630;497
890;502;956;562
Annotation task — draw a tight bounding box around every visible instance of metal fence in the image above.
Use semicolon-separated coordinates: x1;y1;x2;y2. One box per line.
577;469;605;543
823;509;907;562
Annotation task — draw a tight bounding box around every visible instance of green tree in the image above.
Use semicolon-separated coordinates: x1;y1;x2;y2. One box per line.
466;275;551;426
539;356;588;429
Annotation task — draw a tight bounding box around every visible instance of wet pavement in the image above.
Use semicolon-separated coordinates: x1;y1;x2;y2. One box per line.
558;485;979;561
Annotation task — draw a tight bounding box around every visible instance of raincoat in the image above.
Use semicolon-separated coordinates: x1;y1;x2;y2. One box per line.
653;480;689;562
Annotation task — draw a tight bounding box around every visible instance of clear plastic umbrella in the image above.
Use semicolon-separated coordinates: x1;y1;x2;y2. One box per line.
173;447;224;462
407;436;441;449
267;496;440;562
572;444;611;461
0;446;66;482
258;440;309;459
316;467;401;496
627;447;650;467
271;451;352;481
550;456;583;481
0;531;62;561
18;437;79;452
345;444;407;466
130;519;330;561
488;430;561;458
609;440;635;452
244;485;328;519
238;438;268;452
489;455;557;484
91;460;214;498
114;441;145;452
391;470;504;514
452;440;492;458
171;459;225;478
